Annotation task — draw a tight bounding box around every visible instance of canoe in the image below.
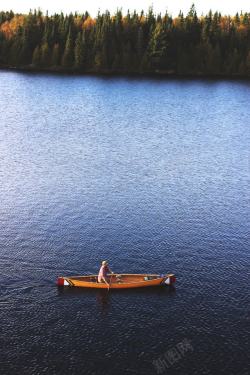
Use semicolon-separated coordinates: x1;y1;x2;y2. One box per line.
57;273;176;289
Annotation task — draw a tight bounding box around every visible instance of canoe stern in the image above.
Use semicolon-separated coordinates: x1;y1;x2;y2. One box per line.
163;274;176;285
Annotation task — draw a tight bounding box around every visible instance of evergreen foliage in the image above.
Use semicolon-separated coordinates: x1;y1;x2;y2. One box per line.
0;6;250;76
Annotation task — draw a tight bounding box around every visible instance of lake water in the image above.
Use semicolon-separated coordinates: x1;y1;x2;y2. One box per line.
0;71;249;375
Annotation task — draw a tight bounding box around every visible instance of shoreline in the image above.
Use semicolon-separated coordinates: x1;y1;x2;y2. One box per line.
1;65;250;81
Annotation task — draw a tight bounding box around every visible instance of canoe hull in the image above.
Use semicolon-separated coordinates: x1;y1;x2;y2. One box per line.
57;274;176;289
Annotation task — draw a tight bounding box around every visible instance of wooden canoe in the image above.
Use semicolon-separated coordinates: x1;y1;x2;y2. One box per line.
57;273;176;289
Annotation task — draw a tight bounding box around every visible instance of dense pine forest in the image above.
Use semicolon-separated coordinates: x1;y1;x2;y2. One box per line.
0;5;250;76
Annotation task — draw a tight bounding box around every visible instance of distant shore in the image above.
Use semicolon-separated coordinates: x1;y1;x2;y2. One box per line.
1;8;250;80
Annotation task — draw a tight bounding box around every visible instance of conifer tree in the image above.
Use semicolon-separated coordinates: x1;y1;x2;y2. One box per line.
32;45;41;66
40;41;50;67
246;51;250;75
51;43;60;67
62;29;74;68
74;31;84;69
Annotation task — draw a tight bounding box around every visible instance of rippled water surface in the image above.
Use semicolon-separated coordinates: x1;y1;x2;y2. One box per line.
0;72;249;375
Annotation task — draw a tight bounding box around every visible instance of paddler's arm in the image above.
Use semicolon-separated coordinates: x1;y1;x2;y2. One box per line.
107;265;114;274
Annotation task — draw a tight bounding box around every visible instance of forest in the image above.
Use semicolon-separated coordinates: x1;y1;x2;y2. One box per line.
0;5;250;76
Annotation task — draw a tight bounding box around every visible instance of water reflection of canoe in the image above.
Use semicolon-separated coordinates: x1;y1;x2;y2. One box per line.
57;274;176;289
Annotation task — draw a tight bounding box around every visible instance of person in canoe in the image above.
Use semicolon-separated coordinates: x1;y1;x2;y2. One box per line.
98;261;114;286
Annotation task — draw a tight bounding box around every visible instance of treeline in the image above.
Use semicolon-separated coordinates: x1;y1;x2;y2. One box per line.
0;5;250;76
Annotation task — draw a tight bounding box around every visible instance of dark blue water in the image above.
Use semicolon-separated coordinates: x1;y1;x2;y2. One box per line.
0;72;249;375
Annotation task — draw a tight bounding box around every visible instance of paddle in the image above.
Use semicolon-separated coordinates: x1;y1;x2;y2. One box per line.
108;272;114;291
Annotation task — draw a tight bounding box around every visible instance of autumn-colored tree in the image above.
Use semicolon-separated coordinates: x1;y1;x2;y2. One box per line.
83;16;95;30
